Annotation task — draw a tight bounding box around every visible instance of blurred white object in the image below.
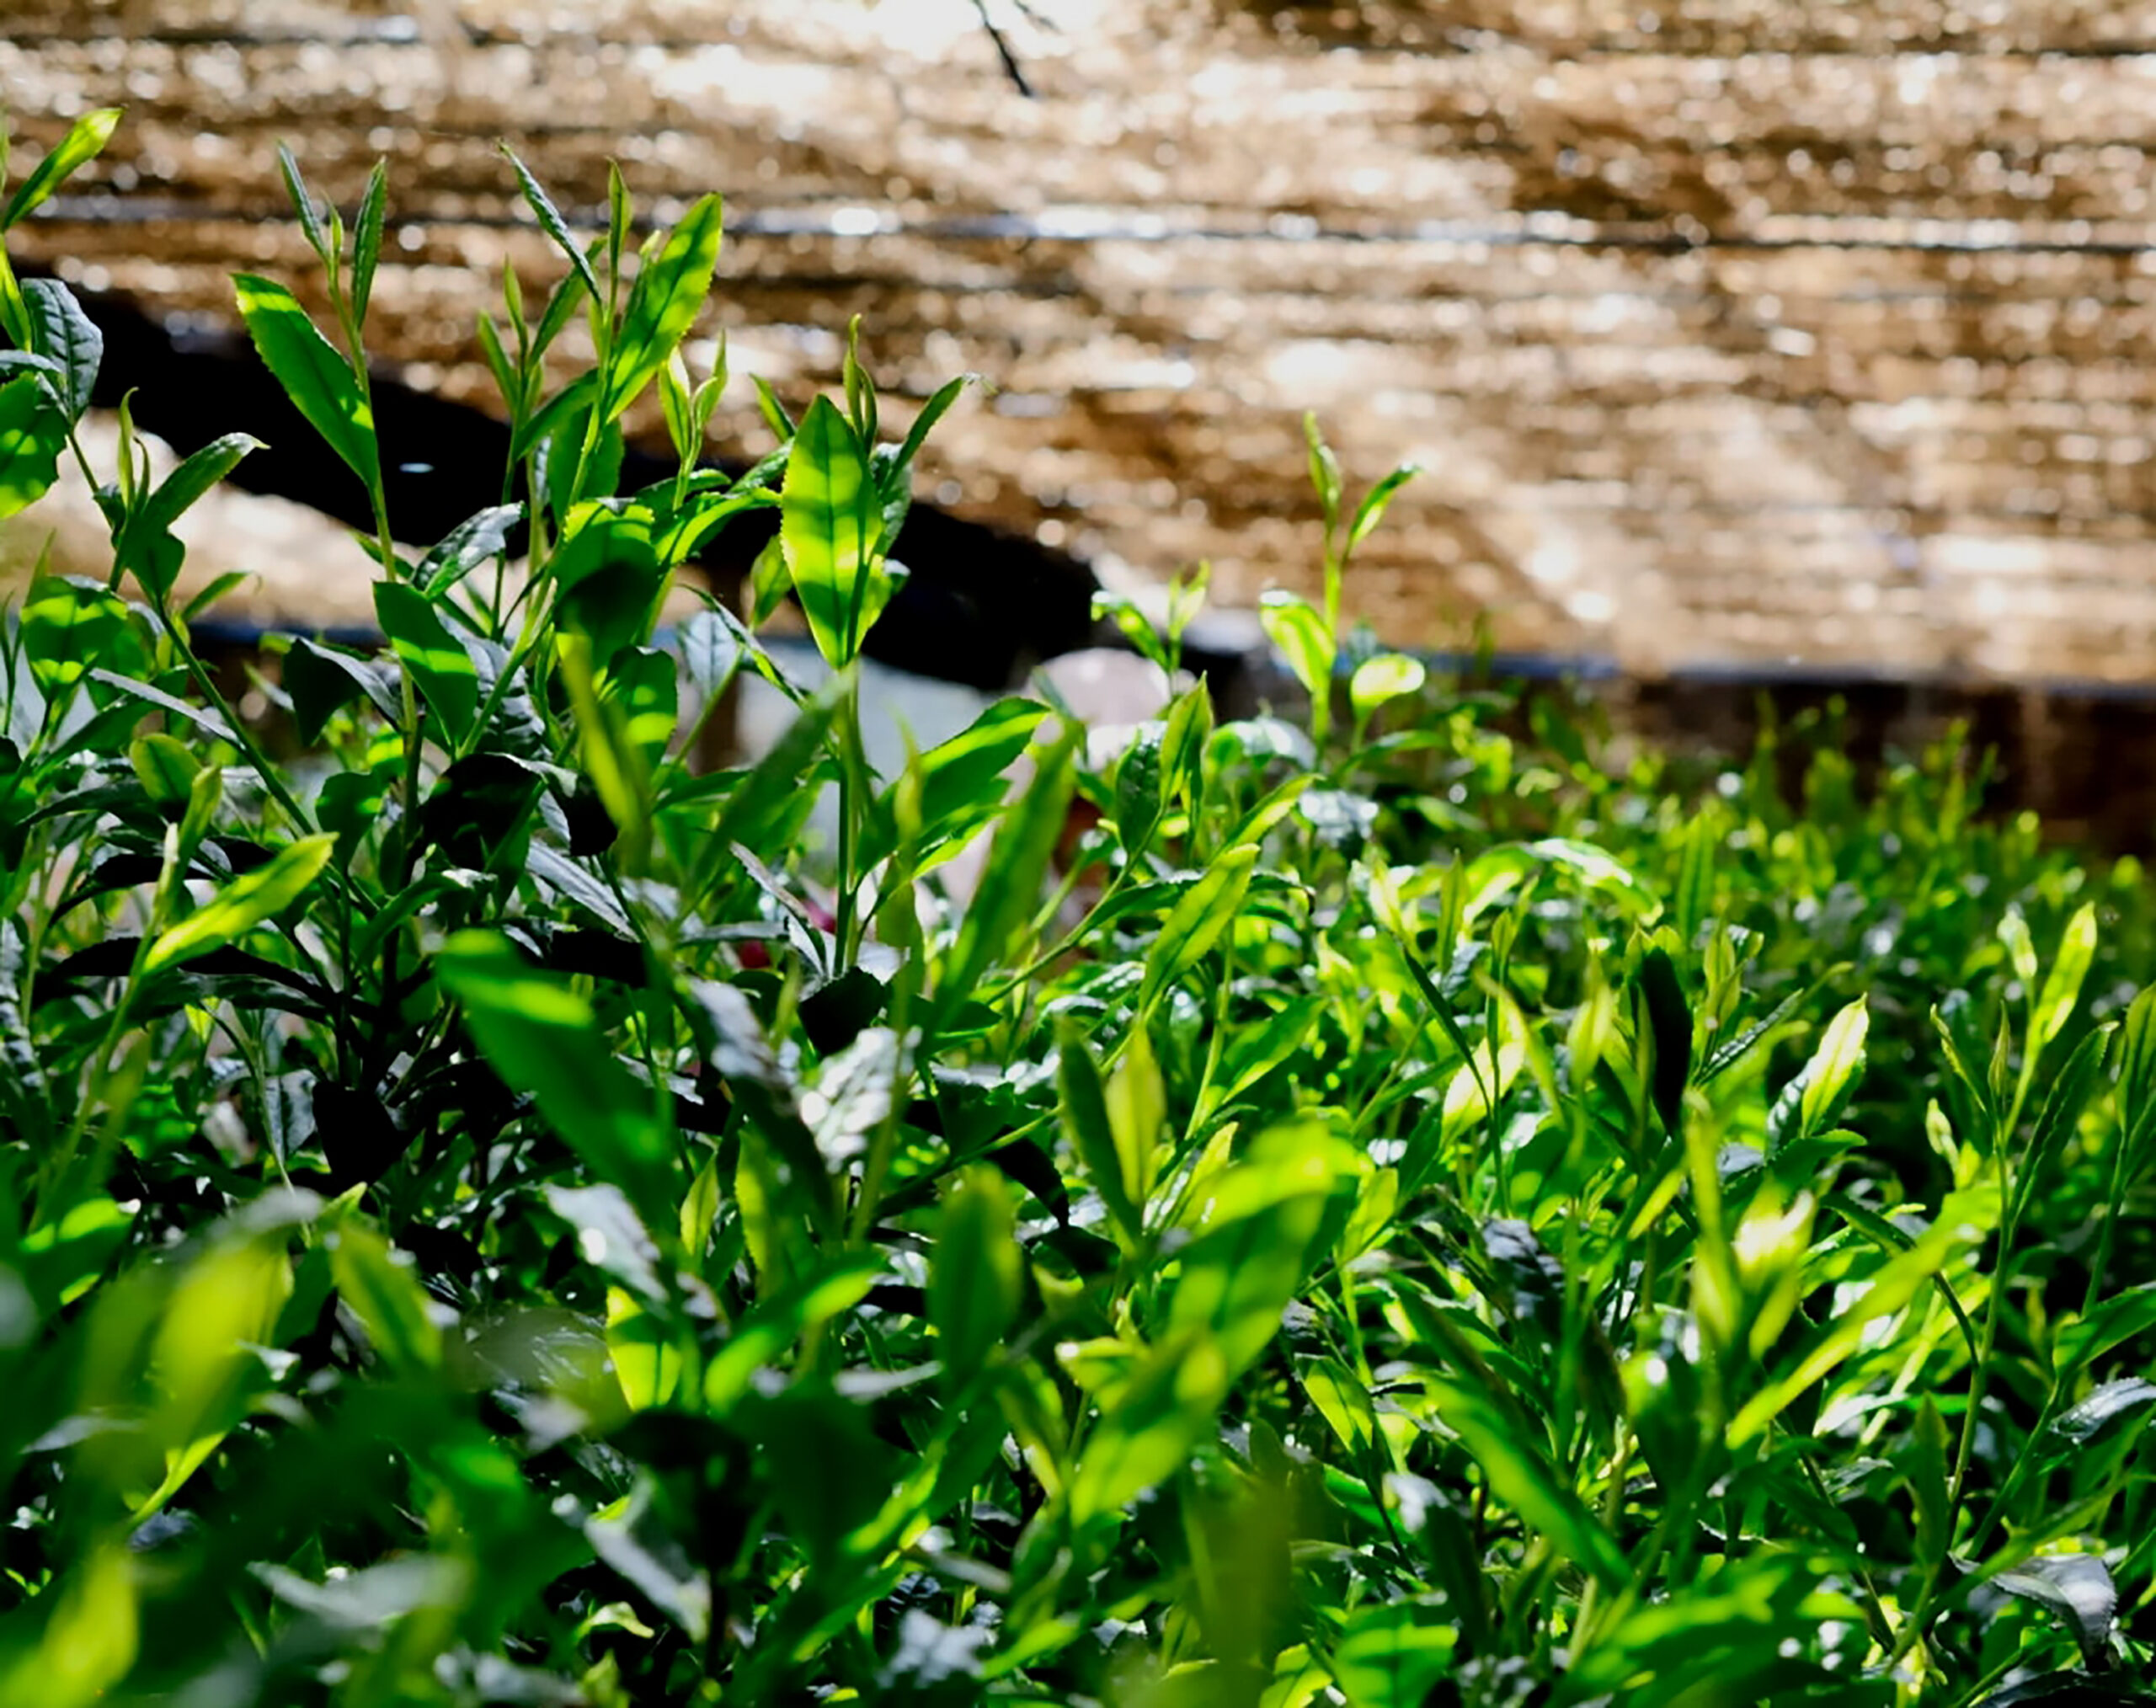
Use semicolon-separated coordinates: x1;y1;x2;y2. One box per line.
1029;647;1186;771
726;642;1193;928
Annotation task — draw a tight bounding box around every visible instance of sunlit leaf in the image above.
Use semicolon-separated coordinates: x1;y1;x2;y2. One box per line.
233;274;378;495
144;833;334;975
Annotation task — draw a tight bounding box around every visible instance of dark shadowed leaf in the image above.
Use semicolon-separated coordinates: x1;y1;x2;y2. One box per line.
2046;1378;2156;1455
283;637;401;745
1976;1674;2156;1706
744;1380;898;1569
685;979;830;1232
418;504;522;597
1635;947;1692;1136
1993;1553;2117;1669
23;278;100;420
585;1482;709;1642
545;1182;667;1305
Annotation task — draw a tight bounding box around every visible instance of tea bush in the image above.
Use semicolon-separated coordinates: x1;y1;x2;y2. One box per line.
2;115;2154;1708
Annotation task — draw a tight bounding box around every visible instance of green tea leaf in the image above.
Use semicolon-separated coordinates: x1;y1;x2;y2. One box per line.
418;504;521;598
1556;1552;1855;1706
435;931;680;1230
23;277;101;421
233;274;380;496
603;193;723;423
1423;1372;1627;1590
88;666;239;746
0;374;67;522
1798;996;1869;1143
2118;985;2156;1155
127;733;199;804
2046;1377;2156;1454
144;833;334;975
931;1166;1022;1395
283;637;395;745
890;371;972;476
1345;461;1419;553
23;576;148;690
1257;590;1333;702
2055;1282;2156;1376
499;142;601;301
938;719;1080;1017
1302;411;1342;531
1348;652;1425;722
1634;947;1692;1137
350;159;388;327
782;395;885;669
1;108;122;230
1993;1553;2116;1670
19;1193;137;1312
1999;906;2039;987
1331;1599;1457;1708
117;431;264;600
604;644;679;771
703;1252;883;1413
374;582;478;746
1301;1356;1379;1458
1107;1023;1167;1217
549;500;665;662
1139;841;1259;1015
2034;901;2099;1051
1730;1214;1971;1444
695;678;842;899
1903;1394;1951;1570
1071;1127;1343;1526
2021;1023;2114;1209
1673;809;1716;942
275;142;329;259
179;569;254;623
1529;837;1658;918
2;1544;138;1708
867;697;1048;868
1058;1022;1143;1252
327;1223;442;1373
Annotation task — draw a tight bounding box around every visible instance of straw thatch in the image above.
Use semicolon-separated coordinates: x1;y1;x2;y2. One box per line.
6;0;2156;686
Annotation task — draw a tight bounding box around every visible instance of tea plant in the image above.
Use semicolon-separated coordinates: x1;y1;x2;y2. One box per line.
1;113;2155;1708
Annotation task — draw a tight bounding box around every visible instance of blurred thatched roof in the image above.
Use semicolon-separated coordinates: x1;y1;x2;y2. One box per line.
8;0;2156;683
